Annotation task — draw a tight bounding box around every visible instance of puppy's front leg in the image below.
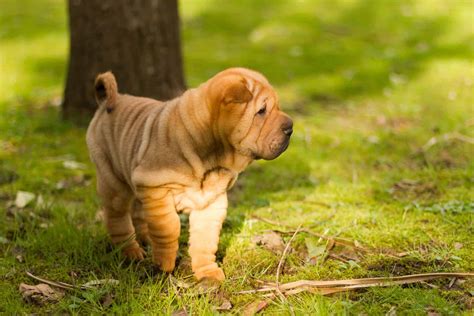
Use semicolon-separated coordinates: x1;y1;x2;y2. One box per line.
137;188;180;272
189;194;227;282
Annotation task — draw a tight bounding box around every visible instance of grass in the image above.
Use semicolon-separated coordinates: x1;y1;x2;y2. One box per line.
1;0;473;314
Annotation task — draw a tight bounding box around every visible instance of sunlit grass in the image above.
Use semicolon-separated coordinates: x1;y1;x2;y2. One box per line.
0;0;473;314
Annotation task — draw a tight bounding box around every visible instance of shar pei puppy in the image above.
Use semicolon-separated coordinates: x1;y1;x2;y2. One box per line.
86;68;293;282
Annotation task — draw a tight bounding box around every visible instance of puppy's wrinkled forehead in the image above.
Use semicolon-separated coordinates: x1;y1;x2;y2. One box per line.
207;67;278;108
228;68;269;85
227;68;277;103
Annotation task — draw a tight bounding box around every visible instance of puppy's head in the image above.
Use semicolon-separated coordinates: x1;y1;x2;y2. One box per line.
206;68;293;160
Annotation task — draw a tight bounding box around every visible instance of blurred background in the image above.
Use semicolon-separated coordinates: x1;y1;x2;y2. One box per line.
0;0;473;314
1;0;472;109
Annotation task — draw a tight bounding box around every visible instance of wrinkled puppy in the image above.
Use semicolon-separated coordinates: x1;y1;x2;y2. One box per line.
86;68;293;282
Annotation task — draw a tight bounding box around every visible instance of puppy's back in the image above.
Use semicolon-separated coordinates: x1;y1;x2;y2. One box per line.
86;72;165;186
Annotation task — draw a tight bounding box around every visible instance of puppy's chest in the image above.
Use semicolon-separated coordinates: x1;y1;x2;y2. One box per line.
172;168;237;213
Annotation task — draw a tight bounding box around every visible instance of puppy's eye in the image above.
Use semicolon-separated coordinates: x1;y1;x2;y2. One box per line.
257;106;266;115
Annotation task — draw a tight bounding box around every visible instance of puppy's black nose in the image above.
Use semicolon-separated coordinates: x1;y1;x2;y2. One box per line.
282;119;293;136
283;127;293;136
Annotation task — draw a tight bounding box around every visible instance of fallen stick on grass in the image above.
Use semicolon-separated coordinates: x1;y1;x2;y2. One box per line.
26;271;119;291
236;272;474;297
26;271;77;291
422;132;474;152
274;225;301;316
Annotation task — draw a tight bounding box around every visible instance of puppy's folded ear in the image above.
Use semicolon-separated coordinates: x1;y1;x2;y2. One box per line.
94;71;118;113
208;75;253;106
223;78;253;104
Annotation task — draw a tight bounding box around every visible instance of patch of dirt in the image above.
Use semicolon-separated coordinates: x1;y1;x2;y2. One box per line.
366;257;441;276
0;167;19;185
252;231;286;253
375;115;413;133
389;179;439;200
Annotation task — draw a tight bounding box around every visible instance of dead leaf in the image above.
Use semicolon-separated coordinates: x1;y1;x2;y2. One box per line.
195;280;219;293
62;160;86;170
326;238;336;251
55;180;68;190
82;279;119;287
95;209;105;222
426;306;441;316
169;275;193;289
216;298;232;311
55;174;90;190
172;309;188;316
305;238;326;264
39;223;51;229
337;247;361;262
252;231;285;253
386;306;396;316
390;179;438;200
101;293;114;308
243;299;270;316
15;191;35;208
454;242;463;250
465;297;474;310
19;283;64;305
36;195;48;209
0;140;17;154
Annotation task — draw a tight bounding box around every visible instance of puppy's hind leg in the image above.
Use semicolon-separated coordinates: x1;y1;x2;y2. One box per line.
136;188;180;273
131;199;152;246
98;176;145;261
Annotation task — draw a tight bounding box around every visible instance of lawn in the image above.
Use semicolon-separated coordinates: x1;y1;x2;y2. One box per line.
0;0;473;314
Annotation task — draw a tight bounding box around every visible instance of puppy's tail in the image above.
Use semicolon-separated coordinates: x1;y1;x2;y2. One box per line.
94;71;118;113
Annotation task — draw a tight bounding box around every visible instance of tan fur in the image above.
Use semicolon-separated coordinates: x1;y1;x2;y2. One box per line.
86;67;292;281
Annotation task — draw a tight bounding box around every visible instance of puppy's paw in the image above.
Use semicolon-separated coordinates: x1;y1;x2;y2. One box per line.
195;267;225;283
153;253;177;272
123;245;146;261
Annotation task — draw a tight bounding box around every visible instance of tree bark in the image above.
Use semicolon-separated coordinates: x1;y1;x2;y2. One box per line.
63;0;186;122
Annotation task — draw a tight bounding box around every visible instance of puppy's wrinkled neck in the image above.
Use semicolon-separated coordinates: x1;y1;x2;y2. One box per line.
176;87;253;175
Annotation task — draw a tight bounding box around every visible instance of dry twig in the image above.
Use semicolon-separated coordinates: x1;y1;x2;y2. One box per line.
26;271;118;291
236;272;474;296
275;225;301;316
26;271;79;291
422;132;474;152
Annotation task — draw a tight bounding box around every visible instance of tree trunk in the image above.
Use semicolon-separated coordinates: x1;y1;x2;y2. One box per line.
63;0;186;122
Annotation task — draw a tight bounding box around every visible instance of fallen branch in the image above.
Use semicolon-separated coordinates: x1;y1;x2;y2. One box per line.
26;271;118;291
236;272;474;297
275;225;301;316
26;271;79;291
422;132;474;152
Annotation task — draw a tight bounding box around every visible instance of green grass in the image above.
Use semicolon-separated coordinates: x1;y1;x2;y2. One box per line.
1;0;473;314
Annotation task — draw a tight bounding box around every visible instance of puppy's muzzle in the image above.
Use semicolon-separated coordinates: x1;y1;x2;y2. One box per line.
282;119;293;137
